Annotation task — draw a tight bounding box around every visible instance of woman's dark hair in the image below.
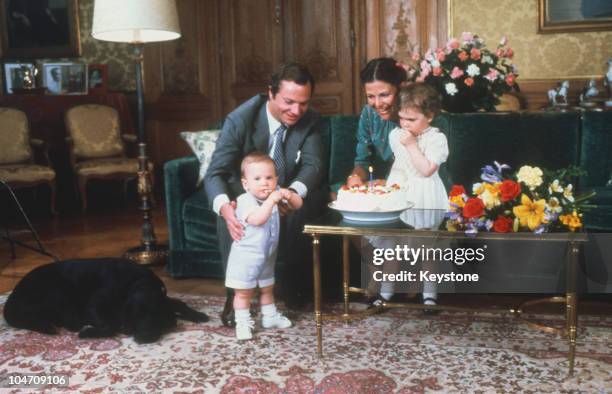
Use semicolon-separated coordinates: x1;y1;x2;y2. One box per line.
360;57;407;87
398;82;442;118
269;62;315;96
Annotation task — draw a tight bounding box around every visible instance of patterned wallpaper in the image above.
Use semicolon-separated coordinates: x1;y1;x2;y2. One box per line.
78;0;135;91
451;0;612;79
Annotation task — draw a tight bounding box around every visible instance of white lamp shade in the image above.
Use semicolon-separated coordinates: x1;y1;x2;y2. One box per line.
92;0;181;43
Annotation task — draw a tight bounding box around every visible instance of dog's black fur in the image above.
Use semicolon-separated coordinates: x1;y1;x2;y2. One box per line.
3;258;208;343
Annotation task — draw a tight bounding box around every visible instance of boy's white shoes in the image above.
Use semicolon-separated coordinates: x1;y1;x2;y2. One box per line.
235;319;255;340
236;313;292;340
262;312;292;329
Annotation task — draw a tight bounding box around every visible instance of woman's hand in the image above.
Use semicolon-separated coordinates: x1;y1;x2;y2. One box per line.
346;174;364;188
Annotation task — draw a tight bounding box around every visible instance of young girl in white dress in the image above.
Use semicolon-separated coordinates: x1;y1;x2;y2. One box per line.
369;83;449;313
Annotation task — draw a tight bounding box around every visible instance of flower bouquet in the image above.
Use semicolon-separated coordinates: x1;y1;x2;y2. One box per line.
415;32;519;113
446;162;595;235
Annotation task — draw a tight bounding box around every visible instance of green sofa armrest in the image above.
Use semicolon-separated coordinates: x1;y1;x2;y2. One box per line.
164;156;200;251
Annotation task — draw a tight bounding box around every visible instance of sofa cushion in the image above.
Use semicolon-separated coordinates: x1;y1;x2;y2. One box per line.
182;187;219;250
446;112;521;188
580;111;612;190
516;112;580;170
180;129;220;186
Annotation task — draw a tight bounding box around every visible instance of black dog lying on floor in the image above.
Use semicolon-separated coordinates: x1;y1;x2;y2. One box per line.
3;258;208;343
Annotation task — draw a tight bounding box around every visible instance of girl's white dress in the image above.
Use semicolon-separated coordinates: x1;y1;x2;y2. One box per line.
387;126;449;227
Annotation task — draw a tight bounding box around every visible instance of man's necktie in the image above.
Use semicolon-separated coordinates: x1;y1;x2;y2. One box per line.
272;124;287;184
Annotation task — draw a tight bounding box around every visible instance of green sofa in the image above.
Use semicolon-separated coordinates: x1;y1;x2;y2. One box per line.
164;111;612;278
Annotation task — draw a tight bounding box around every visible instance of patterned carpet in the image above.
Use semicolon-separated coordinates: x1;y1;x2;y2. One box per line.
1;294;611;393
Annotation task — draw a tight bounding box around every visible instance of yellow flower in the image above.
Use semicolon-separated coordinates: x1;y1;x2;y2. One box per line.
450;195;465;207
548;179;563;194
512;194;546;231
479;182;501;209
516;166;543;190
547;197;562;213
563;184;575;202
560;210;582;231
472;182;485;195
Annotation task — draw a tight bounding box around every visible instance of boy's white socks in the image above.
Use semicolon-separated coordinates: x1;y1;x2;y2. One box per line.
234;308;251;321
380;281;394;301
261;303;277;317
423;281;438;305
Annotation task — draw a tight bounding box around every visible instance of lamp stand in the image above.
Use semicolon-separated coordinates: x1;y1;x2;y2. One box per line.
124;43;167;266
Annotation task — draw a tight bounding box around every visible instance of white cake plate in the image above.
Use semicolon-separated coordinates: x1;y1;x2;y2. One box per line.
328;201;414;223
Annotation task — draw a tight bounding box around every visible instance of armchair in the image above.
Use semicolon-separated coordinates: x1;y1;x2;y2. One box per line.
64;104;152;211
0;107;56;214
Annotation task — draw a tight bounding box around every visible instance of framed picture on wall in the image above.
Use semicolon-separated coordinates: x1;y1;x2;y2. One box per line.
3;62;35;93
42;62;87;95
0;0;81;58
88;64;108;94
538;0;612;33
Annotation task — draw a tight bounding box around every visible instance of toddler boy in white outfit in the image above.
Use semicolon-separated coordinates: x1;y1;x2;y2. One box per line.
225;152;303;340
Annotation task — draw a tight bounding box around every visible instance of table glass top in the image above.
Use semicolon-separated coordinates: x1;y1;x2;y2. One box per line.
303;208;587;242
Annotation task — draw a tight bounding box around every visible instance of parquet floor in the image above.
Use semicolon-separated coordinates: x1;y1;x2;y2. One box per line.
0;206;224;296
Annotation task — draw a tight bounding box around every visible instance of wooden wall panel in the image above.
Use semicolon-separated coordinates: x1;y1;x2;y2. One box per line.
284;0;354;114
219;0;283;114
144;0;221;172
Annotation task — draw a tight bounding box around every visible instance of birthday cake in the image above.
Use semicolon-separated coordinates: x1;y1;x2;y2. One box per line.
335;180;406;212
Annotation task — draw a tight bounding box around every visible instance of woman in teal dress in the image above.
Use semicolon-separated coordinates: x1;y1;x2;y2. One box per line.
347;57;408;186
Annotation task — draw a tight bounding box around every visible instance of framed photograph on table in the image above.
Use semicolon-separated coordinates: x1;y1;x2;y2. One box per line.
88;64;107;94
3;62;35;93
538;0;612;33
43;62;87;95
0;0;81;58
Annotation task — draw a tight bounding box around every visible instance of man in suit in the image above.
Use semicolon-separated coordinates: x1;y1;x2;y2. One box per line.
204;63;327;327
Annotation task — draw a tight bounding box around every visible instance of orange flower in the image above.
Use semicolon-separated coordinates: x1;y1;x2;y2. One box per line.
432;66;443;76
505;73;516;86
464;77;474;87
458;51;469;62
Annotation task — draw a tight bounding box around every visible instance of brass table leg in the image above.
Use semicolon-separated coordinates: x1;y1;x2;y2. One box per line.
567;242;579;376
343;236;350;317
312;234;323;356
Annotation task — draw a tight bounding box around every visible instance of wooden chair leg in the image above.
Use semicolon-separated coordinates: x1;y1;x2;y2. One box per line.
49;181;58;215
79;177;88;213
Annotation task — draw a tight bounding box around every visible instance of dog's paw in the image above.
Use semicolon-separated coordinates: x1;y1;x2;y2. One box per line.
78;325;97;338
192;312;209;323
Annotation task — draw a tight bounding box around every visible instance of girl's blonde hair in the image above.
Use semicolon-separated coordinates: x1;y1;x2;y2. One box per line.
398;83;442;118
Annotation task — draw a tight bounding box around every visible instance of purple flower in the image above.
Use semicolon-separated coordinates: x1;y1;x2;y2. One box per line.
534;225;547;234
480;162;511;183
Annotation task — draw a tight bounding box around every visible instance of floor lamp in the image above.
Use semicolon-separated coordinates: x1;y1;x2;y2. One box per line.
92;0;181;265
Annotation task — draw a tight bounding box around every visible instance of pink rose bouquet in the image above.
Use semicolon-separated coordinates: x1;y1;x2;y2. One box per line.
415;33;520;112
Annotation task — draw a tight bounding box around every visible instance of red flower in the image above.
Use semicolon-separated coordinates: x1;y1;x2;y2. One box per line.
449;185;466;197
464;77;474;87
470;48;481;60
493;215;513;233
499;179;521;202
506;48;514;58
505;73;516;86
458;51;469;62
432;66;443;76
462;198;485;218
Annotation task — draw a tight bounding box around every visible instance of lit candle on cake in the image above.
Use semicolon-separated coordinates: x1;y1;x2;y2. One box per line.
368;166;373;190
